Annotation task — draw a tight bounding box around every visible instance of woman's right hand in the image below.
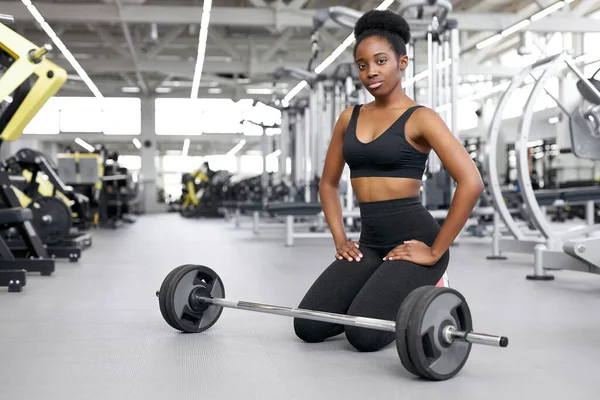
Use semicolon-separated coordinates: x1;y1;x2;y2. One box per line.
335;241;363;262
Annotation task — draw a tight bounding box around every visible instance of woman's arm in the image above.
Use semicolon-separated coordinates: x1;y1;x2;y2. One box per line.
417;108;484;261
320;106;354;246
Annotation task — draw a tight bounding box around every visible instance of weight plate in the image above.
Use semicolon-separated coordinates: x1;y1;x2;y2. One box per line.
406;287;473;381
28;196;72;244
158;264;194;330
163;264;225;333
395;286;436;377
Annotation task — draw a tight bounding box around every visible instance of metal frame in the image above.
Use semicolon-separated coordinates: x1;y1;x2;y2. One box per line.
485;55;561;255
485;52;600;278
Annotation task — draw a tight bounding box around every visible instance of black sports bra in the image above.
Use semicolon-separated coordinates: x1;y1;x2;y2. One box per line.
342;104;429;180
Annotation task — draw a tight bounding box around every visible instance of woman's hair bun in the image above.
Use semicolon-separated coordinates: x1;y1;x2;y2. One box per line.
354;10;411;44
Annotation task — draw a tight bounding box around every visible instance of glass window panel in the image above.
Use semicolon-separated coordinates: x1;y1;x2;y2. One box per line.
155;98;282;135
204;155;237;172
155;98;205;135
456;101;480;132
24;97;60;134
266;154;279;173
546;33;563;55
103;97;141;135
240;155;263;174
162;155;204;172
118;155;141;171
59;97;103;132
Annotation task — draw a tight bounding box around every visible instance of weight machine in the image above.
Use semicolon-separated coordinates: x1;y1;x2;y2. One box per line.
2;148;93;260
485;51;600;279
0;17;68;289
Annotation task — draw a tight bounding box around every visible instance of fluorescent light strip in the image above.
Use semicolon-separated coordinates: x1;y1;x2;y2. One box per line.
475;0;570;50
314;34;355;74
246;88;273;95
226;139;246;156
190;0;213;99
284;0;395;106
476;34;503;50
132;138;142;149
501;19;531;37
402;58;451;88
282;80;308;107
375;0;396;10
21;0;102;98
75;138;95;152
182;138;191;156
531;1;565;21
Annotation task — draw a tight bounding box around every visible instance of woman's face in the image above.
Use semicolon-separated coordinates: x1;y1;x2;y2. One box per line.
355;36;408;96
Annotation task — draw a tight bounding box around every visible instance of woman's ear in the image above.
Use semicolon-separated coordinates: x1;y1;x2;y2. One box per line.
398;55;409;71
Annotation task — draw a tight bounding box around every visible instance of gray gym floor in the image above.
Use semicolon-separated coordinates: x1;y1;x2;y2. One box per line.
1;214;599;400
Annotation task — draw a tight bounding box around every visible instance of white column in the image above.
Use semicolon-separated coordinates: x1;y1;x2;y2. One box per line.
140;96;164;213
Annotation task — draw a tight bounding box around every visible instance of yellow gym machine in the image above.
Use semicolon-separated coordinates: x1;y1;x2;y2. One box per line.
0;18;68;289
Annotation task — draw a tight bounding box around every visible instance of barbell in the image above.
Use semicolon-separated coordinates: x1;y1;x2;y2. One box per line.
156;264;508;381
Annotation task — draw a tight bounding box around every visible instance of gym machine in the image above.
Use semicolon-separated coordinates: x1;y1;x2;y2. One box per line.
485;51;600;279
1;148;93;261
58;147;138;229
0;11;23;292
157;264;508;381
0;18;68;286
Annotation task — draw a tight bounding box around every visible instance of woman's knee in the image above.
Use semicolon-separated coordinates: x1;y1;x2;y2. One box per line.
344;327;394;352
294;318;343;343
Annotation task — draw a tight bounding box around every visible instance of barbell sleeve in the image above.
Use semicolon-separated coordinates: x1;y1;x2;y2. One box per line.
444;326;509;347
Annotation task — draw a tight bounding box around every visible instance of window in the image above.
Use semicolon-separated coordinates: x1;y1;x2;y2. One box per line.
546;33;563;55
103;98;141;135
24;96;141;135
584;60;600;78
583;33;600;60
24;97;60;134
59;97;103;133
265;154;279;173
499;48;541;69
456;100;480;132
240;155;264;174
155;98;205;135
118;155;141;171
162;155;204;173
535;77;558;111
155;98;282;135
203;155;237;172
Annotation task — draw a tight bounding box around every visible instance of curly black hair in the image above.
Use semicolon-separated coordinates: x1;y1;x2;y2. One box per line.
353;10;411;59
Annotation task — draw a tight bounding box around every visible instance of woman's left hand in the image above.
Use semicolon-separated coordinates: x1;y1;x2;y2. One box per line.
383;240;438;266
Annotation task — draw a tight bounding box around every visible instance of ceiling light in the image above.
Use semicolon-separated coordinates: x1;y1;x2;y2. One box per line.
75;137;95;152
121;87;140;93
21;0;102;98
226;139;246;156
531;1;565;22
190;0;213;99
182;138;191;156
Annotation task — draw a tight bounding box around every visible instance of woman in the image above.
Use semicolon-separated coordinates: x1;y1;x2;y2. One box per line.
293;10;484;352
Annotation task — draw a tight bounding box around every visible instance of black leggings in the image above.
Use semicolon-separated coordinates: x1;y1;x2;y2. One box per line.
293;197;450;352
